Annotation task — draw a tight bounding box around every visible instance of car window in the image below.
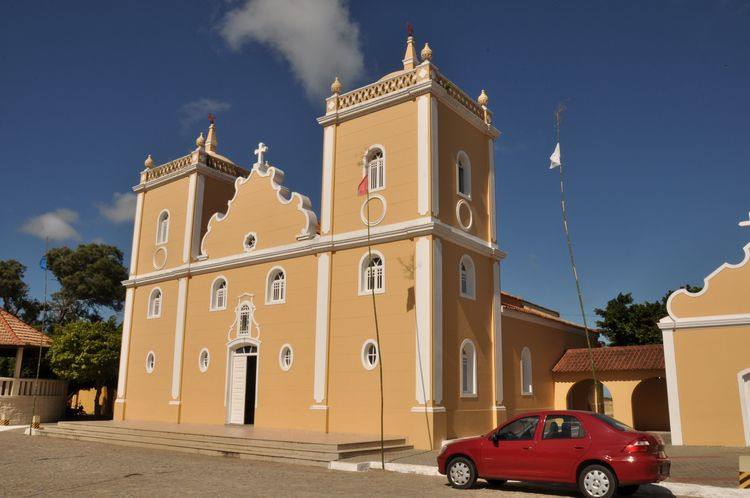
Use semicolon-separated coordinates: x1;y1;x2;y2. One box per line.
592;413;635;432
496;416;540;441
542;415;586;439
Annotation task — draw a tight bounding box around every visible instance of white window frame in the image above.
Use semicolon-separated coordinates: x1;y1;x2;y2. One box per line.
243;232;257;252
145;351;156;374
460;339;477;397
238;302;251;335
358;251;385;295
459;255;476;300
266;266;286;304
362;145;386;193
456;151;472;200
521;347;533;395
156;209;170;245
279;344;293;371
198;348;210;373
361;340;379;370
210;276;228;311
147;287;162;319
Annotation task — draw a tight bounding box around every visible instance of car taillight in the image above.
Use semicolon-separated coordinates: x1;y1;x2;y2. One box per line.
623;438;652;453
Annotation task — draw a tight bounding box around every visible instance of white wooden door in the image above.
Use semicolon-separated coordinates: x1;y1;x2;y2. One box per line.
229;356;247;424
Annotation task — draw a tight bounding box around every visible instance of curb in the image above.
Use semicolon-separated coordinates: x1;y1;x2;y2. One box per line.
328;461;750;497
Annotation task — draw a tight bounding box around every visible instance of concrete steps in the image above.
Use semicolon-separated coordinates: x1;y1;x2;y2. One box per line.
37;422;412;467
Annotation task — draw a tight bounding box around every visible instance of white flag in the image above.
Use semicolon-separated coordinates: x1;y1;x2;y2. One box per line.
549;142;561;169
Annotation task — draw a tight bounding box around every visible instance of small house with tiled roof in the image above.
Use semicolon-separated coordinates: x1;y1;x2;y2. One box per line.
551;344;669;432
0;309;67;425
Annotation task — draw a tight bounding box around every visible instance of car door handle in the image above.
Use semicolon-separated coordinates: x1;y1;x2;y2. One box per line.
522;446;533;450
574;446;585;450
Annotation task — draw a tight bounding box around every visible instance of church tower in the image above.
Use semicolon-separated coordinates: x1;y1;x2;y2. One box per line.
315;33;505;447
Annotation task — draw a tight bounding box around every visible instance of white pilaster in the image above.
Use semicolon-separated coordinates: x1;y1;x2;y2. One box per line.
313;253;331;403
182;173;198;263
129;192;144;276
431;97;440;216
662;327;683;445
116;287;135;401
191;175;205;259
171;277;188;401
320;126;335;234
415;236;432;404
488;138;497;243
417;95;430;216
492;262;503;405
432;238;443;403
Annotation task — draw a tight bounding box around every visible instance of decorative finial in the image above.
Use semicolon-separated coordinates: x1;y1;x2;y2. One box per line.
478;89;489;106
331;76;342;95
254;142;268;166
402;25;418;70
196;132;205;148
420;43;432;62
144;154;154;169
205;120;217;152
406;22;414;38
208;113;215;124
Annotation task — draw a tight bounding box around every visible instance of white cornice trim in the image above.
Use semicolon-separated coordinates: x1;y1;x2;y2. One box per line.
658;313;750;330
501;307;587;336
133;163;240;193
123;217;505;288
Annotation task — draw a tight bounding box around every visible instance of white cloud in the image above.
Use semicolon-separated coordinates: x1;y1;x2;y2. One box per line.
20;208;81;241
219;0;364;101
179;98;231;130
97;192;136;223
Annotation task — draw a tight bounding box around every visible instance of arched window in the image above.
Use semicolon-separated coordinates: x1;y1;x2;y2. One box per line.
238;304;251;335
266;268;286;304
359;252;385;294
156;210;170;245
366;147;385;192
279;344;293;371
460;339;477;396
210;277;227;311
198;348;210;373
148;288;162;318
362;340;379;370
521;347;533;395
456;152;471;199
459;255;475;299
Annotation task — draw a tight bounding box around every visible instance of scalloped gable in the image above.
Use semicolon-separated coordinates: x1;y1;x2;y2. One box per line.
199;163;318;259
667;242;750;319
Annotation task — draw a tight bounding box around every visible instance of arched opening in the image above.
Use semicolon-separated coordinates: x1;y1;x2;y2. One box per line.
631;377;670;431
566;379;613;417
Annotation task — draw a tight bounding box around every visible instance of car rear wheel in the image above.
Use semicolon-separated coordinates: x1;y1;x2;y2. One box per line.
446;456;477;489
617;485;639;496
578;464;617;498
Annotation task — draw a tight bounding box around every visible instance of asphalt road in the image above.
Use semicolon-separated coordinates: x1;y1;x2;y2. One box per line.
0;430;683;497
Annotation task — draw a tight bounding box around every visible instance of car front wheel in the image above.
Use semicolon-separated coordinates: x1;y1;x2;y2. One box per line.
446;456;477;489
578;464;617;498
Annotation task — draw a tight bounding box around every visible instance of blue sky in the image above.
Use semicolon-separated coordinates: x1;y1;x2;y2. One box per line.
1;1;749;324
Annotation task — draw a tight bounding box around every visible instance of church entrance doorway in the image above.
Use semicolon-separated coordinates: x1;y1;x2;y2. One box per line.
229;345;258;425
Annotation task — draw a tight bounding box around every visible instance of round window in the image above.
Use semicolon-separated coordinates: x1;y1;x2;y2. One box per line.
244;233;257;251
279;345;293;371
361;340;379;370
146;351;155;374
199;348;210;373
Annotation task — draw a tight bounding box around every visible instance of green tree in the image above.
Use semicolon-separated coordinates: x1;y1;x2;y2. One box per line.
594;286;701;346
47;318;121;416
45;244;128;324
0;259;42;324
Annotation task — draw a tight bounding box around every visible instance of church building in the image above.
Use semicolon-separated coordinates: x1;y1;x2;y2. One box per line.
115;35;593;449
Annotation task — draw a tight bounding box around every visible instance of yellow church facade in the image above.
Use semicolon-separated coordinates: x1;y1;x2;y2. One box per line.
114;36;592;449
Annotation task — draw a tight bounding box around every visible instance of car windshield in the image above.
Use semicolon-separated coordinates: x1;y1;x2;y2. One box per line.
592;413;635;432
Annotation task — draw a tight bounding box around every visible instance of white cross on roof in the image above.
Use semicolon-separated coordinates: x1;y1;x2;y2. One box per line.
254;142;268;166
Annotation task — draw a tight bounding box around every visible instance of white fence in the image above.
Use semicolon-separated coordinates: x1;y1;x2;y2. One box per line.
0;377;67;397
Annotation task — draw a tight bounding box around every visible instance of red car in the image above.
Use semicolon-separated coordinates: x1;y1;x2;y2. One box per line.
437;410;669;498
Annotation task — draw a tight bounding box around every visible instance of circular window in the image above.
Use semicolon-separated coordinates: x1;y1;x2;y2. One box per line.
244;233;257;251
361;340;379;370
146;351;156;374
198;348;210;373
455;199;473;231
152;247;167;270
359;195;387;227
279;344;293;371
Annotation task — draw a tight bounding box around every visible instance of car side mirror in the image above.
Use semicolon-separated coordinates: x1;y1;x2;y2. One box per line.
489;432;499;445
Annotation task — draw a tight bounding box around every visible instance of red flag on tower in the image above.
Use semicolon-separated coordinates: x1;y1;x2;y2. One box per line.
357;175;368;196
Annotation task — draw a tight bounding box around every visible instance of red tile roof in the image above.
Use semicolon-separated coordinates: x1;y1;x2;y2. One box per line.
0;309;52;347
552;344;664;373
